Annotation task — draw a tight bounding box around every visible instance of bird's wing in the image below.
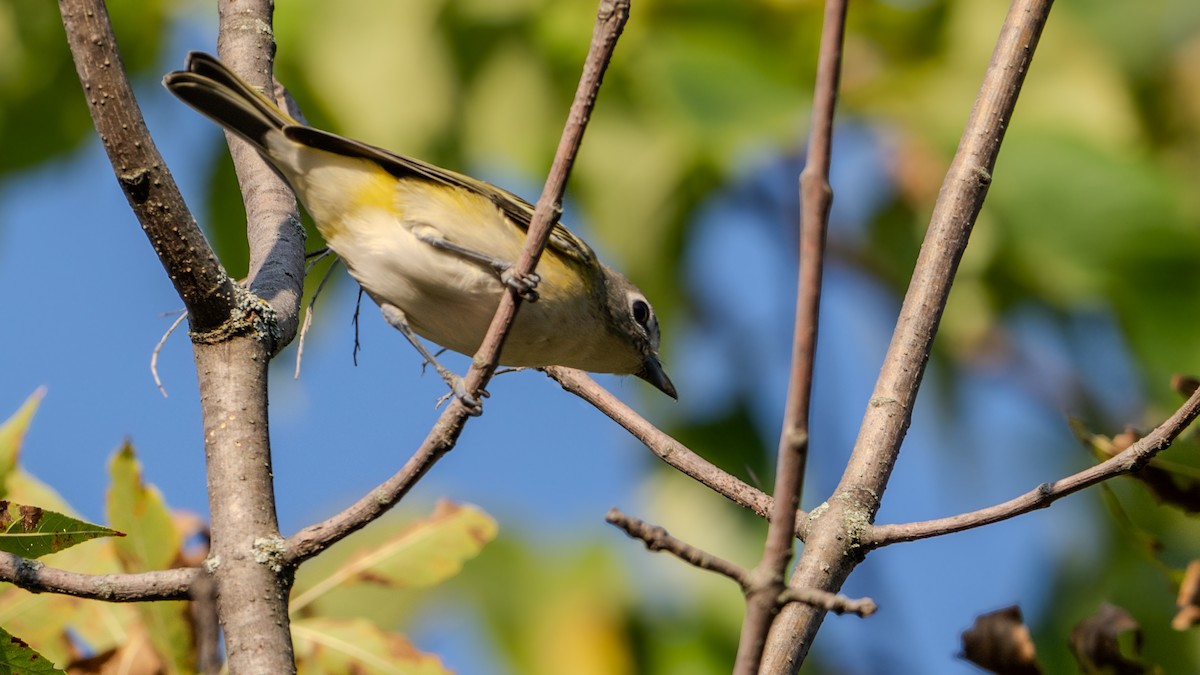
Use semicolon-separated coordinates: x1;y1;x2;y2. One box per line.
284;126;597;268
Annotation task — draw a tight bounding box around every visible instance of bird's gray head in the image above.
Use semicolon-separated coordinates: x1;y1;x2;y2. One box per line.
601;266;676;399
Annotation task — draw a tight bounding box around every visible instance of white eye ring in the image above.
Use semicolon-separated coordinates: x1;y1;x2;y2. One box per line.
631;298;651;328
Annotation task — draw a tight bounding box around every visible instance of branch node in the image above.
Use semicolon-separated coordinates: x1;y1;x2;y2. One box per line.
1036;481;1053;499
252;536;287;573
118;168;150;203
16;557;44;588
786;429;809;450
188;285;278;345
868;396;898;409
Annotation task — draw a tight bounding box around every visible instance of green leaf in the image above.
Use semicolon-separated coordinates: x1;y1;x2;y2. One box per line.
639;26;804;146
0;626;65;674
0;471;134;663
0;388;45;497
106;443;193;673
0;1;167;178
0;501;123;559
292;617;452;675
278;0;455;152
461;40;557;169
292;500;497;613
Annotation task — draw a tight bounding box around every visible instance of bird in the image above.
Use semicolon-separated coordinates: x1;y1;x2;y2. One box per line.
163;52;675;410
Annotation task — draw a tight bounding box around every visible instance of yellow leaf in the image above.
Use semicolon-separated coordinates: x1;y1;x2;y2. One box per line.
106;443;193;673
292;500;496;613
293;617;452;675
0;388;46;495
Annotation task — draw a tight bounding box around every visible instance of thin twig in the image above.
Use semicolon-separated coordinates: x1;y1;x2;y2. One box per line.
778;587;876;618
151;310;188;398
605;509;874;617
284;0;632;565
545;366;810;539
762;2;1057;671
606;507;751;584
778;0;845;511
353;287;364;366
454;0;630;403
294;252;339;379
867;387;1200;546
0;552;196;601
736;0;849;670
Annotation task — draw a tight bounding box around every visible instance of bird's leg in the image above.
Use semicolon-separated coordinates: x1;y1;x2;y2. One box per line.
379;304;484;416
411;228;540;302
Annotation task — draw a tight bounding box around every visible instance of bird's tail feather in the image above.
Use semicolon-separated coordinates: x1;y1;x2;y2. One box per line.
163;51;297;153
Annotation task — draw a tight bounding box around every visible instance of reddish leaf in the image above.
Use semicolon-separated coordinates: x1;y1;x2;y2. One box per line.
1171;374;1199;399
960;605;1043;675
1069;603;1147;674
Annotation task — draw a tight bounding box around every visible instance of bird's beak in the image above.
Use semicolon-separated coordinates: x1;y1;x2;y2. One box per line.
638;356;677;400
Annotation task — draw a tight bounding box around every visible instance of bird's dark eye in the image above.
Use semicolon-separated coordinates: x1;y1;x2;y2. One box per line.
631;298;651;327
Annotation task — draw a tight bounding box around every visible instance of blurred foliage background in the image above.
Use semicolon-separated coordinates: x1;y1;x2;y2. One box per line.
4;0;1200;672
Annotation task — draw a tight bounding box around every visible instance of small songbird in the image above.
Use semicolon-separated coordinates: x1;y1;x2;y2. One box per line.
164;52;675;408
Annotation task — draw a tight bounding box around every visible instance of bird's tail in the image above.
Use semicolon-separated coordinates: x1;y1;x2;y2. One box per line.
163;51;297;153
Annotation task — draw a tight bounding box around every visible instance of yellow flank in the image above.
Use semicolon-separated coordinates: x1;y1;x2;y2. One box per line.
295;150;587;305
538;252;585;303
293;153;398;241
350;166;401;213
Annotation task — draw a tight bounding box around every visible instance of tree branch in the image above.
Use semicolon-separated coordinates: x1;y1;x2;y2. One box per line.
58;0;251;340
606;508;749;583
0;553;195;602
181;6;299;673
284;0;632;565
779;586;876;618
761;2;1056;671
195;336;294;671
60;0;297;671
544;367;810;538
867;387;1200;546
456;0;631;401
737;0;848;670
217;0;305;350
